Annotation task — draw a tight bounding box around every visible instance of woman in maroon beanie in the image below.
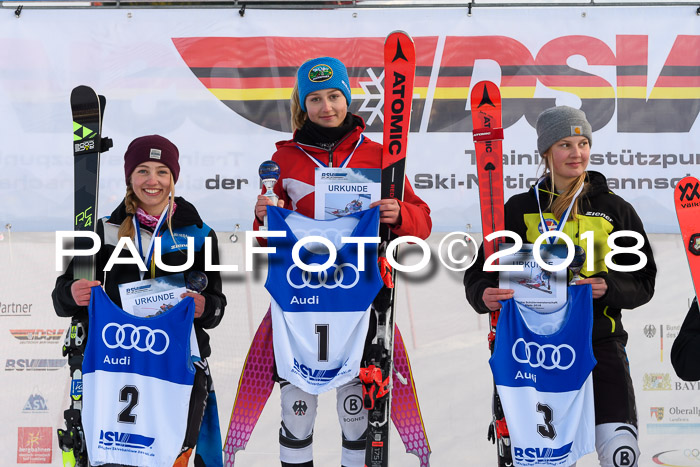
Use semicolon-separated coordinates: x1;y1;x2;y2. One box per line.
52;134;227;466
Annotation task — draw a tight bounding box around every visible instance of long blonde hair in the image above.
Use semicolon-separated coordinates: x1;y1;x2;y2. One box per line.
540;153;587;222
117;174;176;241
290;82;308;132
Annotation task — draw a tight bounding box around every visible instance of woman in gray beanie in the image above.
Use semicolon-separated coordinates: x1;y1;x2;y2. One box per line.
52;135;227;466
464;106;656;466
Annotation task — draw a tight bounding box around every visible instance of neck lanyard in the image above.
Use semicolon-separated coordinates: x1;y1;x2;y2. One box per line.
132;204;169;280
296;134;364;168
534;176;584;245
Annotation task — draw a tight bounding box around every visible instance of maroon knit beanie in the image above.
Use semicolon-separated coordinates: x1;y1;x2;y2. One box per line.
123;135;180;185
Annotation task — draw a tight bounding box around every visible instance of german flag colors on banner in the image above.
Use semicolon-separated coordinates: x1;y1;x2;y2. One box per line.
173;35;700;134
172;36;438;133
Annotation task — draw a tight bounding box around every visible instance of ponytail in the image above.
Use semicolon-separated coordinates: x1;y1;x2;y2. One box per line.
290;82;307;132
117;185;139;240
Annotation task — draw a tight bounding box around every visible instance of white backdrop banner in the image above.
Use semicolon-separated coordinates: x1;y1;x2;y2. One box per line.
0;6;699;233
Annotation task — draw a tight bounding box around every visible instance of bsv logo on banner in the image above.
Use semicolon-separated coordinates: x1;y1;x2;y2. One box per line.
102;323;169;355
512;338;576;370
286;263;360;289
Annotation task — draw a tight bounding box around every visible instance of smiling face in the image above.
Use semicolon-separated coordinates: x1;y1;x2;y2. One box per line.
129;161;172;215
304;88;348;128
545;135;591;191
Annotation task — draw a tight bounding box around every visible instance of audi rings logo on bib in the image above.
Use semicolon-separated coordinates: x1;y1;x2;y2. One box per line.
286;263;360;289
512;338;576;370
101;323;170;355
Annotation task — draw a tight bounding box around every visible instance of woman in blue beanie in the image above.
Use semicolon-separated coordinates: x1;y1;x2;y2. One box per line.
254;57;432;467
52;135;227;466
464;106;656;466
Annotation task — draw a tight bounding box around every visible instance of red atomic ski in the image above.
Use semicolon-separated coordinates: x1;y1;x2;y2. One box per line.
471;81;512;467
471;81;505;259
360;30;417;467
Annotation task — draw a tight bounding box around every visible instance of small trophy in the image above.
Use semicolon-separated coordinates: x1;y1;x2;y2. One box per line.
258;160;280;231
186;270;208;293
568;245;586;285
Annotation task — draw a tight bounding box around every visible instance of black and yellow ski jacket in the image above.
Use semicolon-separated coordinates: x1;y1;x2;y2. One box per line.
464;171;657;344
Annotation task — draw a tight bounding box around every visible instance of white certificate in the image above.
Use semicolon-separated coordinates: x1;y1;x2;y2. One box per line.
498;243;568;313
314;167;381;220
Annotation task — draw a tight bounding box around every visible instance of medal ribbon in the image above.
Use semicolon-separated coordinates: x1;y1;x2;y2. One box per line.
132;203;169;280
296;134;364;168
534;176;583;245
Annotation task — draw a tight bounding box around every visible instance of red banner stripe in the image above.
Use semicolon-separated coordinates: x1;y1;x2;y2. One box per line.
173;36;438;69
617;75;648;86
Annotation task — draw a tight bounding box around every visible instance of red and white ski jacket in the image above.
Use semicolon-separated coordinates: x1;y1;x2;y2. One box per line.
253;117;432;240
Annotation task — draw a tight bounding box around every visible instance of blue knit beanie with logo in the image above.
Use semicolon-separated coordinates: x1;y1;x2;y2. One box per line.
297;57;352;112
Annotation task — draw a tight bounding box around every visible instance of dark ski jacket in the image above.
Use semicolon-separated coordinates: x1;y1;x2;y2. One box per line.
52;196;226;358
463;171;657;344
671;297;700;381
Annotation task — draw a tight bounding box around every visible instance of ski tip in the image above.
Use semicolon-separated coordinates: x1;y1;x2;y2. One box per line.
385;30;414;44
676;175;700;186
470;80;499;95
70;85;100;106
675;176;700;209
71;84;93;94
469;80;501;111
